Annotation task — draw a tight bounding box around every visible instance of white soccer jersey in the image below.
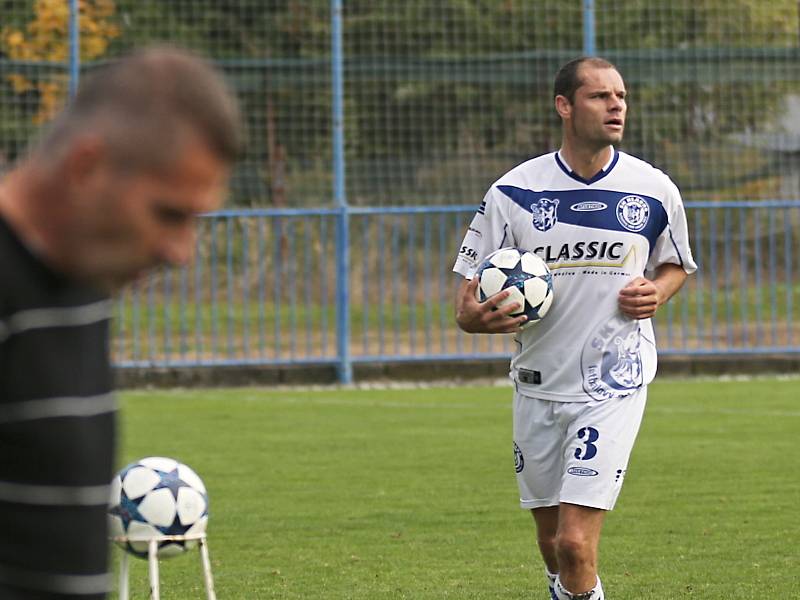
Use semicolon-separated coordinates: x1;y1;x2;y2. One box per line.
454;149;697;402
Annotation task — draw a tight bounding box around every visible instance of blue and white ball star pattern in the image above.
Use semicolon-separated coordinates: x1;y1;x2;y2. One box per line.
475;247;554;326
108;456;208;559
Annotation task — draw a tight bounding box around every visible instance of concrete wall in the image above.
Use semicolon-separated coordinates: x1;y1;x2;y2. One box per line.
114;354;800;389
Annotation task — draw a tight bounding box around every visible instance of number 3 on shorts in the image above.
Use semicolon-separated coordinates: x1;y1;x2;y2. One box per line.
574;426;599;461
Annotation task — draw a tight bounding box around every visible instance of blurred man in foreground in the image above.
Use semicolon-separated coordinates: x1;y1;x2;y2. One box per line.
0;46;240;598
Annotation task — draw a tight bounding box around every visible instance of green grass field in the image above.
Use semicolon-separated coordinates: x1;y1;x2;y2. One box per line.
113;378;800;599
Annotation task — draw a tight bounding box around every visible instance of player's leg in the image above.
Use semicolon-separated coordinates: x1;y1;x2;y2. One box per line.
553;503;605;598
531;507;559;572
513;392;563;597
530;507;559;598
555;387;649;599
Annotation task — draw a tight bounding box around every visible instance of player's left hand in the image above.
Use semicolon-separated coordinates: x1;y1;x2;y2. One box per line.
618;276;662;320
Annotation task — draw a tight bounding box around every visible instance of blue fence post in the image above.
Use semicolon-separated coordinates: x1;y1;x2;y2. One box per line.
331;0;352;383
68;0;80;98
583;0;596;57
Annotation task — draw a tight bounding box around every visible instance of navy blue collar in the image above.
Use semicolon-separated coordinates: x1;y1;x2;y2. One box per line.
555;148;619;185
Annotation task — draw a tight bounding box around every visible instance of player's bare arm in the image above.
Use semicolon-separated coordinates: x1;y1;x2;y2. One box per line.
618;263;688;320
455;277;528;333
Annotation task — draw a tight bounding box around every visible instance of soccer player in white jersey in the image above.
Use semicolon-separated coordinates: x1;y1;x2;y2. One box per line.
453;57;696;600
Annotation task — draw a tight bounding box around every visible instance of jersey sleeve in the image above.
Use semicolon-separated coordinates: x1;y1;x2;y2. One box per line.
452;187;513;279
646;180;697;274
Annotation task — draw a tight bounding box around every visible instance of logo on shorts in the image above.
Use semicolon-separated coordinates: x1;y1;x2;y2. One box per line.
567;466;599;477
581;314;643;401
616;195;649;232
513;442;524;473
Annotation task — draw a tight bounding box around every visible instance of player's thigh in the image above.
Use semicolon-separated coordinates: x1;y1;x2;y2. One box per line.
513;392;563;509
557;502;606;548
559;387;648;510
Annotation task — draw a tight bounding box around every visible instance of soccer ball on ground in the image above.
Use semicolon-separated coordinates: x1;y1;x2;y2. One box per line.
108;456;208;559
474;247;554;326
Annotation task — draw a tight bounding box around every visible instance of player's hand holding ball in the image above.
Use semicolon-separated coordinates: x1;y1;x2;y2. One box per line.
457;247;554;334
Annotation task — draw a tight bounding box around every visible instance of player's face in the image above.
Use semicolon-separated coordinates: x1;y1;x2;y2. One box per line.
62;136;230;291
562;66;627;149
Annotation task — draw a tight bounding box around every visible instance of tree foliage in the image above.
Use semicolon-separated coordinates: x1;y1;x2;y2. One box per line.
1;0;119;124
1;0;799;202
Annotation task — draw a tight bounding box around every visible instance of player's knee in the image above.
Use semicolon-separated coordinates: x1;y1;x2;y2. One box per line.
537;531;557;555
555;530;595;567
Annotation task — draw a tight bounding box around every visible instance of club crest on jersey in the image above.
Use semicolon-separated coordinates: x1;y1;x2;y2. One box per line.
531;197;559;232
581;314;643;401
616;195;649;232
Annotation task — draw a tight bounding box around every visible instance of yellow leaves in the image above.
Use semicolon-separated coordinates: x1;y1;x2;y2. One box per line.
3;0;120;62
6;74;33;95
82;36;108;57
35;81;62;125
1;0;121;124
28;0;70;35
5;31;25;48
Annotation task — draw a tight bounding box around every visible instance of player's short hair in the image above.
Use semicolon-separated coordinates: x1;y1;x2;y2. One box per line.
553;56;620;103
38;45;241;170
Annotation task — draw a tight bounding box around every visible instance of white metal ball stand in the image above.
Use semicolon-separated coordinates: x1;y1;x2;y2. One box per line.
114;533;216;600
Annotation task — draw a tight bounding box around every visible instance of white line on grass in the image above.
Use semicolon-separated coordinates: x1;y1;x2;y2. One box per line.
121;377;514;396
647;405;800;418
248;397;800;417
237;394;506;411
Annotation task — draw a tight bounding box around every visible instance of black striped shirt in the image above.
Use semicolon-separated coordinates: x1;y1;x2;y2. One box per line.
0;217;115;599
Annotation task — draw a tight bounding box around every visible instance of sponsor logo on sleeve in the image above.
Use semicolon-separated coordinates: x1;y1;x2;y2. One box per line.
459;245;479;264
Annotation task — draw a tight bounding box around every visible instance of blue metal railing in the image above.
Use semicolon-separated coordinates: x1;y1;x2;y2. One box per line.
113;201;800;377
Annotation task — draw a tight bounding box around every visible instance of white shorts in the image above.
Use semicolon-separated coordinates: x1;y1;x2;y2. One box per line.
513;387;647;511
